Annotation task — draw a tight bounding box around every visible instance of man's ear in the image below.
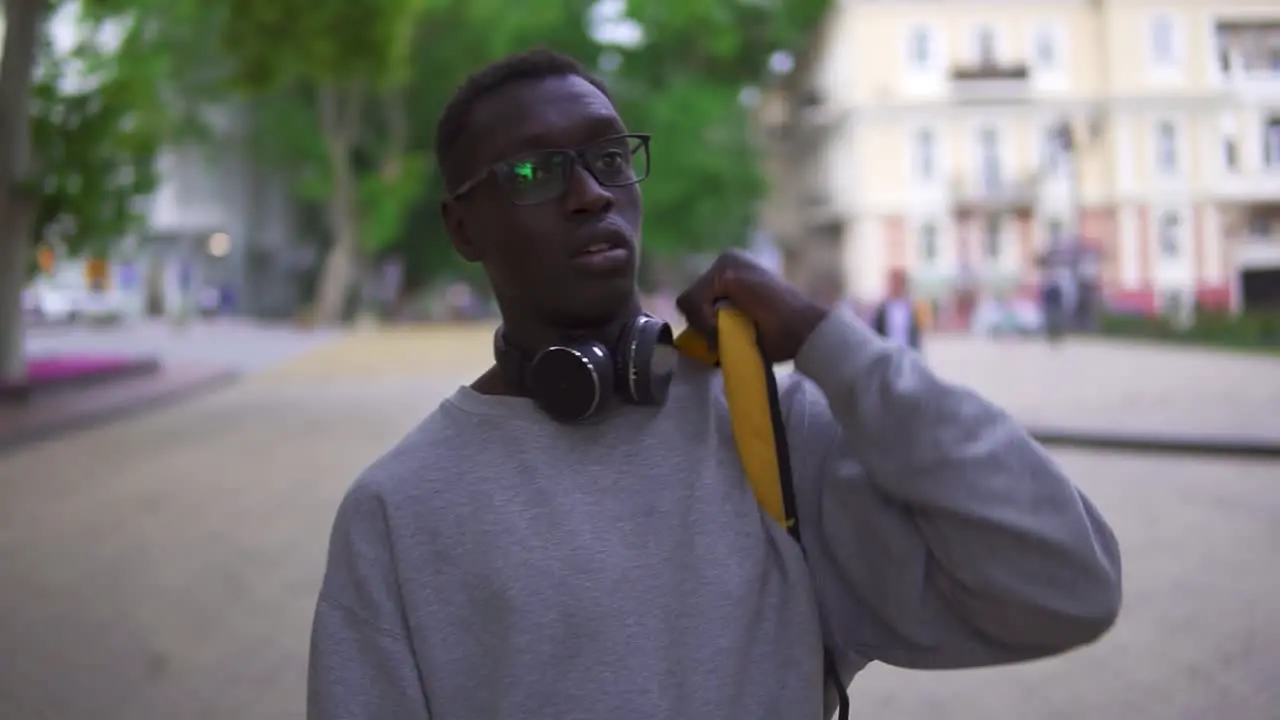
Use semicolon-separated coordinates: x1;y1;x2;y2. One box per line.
441;198;483;263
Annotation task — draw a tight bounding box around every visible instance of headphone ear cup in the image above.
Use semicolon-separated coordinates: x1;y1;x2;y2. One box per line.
618;315;676;406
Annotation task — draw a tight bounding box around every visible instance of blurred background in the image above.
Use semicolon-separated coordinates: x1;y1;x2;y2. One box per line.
1;0;1278;718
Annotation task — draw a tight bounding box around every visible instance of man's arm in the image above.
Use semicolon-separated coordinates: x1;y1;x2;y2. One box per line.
308;481;430;719
786;309;1122;669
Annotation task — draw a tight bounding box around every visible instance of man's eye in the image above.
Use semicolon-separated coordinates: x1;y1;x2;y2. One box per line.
596;150;627;169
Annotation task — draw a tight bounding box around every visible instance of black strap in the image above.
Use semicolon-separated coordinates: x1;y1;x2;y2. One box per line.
761;341;851;720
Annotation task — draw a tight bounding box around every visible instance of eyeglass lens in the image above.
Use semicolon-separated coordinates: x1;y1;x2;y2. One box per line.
499;135;649;204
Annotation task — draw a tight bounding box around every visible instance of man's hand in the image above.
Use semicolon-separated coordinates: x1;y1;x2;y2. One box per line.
676;250;829;362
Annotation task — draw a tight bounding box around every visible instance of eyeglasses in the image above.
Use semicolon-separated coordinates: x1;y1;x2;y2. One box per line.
449;133;651;206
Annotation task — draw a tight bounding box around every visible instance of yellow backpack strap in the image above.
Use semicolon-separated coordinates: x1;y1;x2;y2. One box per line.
675;305;851;720
674;306;791;529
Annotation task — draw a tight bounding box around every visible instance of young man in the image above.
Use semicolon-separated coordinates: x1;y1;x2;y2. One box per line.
871;268;924;352
308;50;1122;720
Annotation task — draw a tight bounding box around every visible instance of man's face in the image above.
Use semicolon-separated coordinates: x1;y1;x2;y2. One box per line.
442;75;644;329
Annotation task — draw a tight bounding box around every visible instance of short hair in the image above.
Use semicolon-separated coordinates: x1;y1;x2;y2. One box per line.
434;48;612;192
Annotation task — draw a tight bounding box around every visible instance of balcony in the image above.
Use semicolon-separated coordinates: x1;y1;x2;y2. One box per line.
951;173;1036;214
949;62;1030;104
1215;168;1280;203
1232;233;1280;272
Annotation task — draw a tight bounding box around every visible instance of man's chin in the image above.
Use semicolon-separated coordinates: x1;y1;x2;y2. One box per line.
557;279;641;329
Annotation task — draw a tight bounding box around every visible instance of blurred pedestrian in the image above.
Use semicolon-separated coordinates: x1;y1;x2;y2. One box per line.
1042;267;1071;344
870;268;924;352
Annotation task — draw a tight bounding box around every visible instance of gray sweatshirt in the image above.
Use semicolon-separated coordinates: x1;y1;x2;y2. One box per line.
308;309;1122;719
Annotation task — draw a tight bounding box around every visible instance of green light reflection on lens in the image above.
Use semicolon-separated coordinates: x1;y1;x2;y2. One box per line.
513;161;536;182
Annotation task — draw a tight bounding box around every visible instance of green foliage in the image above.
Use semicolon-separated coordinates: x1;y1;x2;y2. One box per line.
27;4;174;261
613;76;764;256
1098;310;1280;353
220;0;428;92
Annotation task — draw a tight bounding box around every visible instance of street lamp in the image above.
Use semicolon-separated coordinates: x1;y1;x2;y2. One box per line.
206;232;232;258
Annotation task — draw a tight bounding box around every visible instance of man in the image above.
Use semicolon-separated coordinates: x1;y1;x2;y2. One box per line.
308;50;1122;720
871;268;924;351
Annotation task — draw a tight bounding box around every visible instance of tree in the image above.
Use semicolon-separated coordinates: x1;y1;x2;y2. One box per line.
0;0;183;385
30;5;172;264
220;0;430;325
0;0;50;385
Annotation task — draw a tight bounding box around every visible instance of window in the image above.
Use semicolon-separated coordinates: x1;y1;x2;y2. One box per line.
913;128;935;180
1249;215;1271;239
1224;137;1239;171
1043;125;1067;174
1265;118;1280;169
1046;219;1066;248
1034;27;1057;67
983;217;1002;259
1150;15;1176;65
907;26;931;70
1157;212;1181;258
975;26;997;65
977;126;1001;191
918;223;938;263
1155;121;1178;174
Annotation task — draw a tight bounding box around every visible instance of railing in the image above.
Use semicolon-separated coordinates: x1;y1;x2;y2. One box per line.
949;62;1030;103
950;173;1037;212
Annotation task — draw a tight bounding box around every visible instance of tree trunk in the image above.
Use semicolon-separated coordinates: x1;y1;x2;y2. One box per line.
0;0;47;385
312;84;363;326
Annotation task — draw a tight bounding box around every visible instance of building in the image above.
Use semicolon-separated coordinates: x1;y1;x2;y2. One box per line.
134;113;311;320
759;0;1280;319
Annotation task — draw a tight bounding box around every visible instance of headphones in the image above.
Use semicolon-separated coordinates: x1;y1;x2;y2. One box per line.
494;314;679;423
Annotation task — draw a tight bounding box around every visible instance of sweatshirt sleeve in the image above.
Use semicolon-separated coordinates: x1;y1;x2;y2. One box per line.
786;308;1122;670
308;481;431;719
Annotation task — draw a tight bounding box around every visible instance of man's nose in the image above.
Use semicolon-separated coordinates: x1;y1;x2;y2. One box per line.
564;164;614;217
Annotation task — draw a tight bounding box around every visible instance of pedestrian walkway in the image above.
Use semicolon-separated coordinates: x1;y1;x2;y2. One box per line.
926;334;1280;446
0;326;1276;719
267;323;1280;444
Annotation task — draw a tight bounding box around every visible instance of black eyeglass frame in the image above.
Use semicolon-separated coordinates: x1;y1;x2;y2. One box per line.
447;132;652;206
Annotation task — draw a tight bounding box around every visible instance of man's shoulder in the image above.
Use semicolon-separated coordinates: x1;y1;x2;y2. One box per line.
341;402;478;510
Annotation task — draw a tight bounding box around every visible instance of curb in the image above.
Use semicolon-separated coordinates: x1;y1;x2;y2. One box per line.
1028;426;1280;459
0;370;241;455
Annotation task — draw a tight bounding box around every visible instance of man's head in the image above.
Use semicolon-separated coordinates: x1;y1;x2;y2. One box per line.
436;49;648;333
887;268;909;298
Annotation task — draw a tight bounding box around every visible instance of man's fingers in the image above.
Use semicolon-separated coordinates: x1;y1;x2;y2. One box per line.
676;285;718;345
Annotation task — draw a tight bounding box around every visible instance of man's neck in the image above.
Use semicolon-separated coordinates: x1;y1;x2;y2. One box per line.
499;297;644;354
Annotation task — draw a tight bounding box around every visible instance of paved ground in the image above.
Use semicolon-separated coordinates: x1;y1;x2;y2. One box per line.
24;318;339;373
0;326;1277;719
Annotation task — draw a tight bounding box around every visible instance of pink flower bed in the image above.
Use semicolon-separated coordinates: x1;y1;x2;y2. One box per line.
24;356;141;385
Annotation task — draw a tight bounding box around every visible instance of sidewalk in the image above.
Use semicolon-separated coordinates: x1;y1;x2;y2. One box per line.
265;323;1280;449
923;335;1280;450
1;352;1275;719
0;364;238;453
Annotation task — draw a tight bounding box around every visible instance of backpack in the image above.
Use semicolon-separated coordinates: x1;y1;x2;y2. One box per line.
674;305;851;720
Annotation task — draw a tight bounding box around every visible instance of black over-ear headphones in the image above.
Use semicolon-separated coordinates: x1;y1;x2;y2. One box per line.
494;314;679;423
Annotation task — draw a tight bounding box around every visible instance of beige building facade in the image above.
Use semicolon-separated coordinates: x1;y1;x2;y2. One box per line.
759;0;1280;318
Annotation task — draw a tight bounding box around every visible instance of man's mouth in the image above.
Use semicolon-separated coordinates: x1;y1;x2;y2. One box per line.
577;242;617;256
569;239;631;272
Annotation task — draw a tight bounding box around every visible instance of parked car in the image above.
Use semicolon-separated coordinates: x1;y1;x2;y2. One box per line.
22;283;83;324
